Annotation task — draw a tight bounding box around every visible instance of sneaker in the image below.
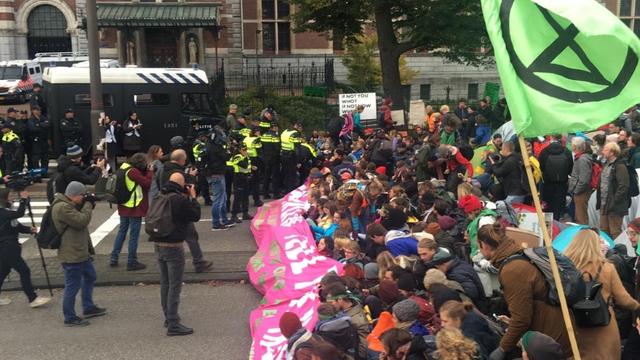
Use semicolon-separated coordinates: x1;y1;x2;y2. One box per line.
0;297;11;306
127;262;146;271
211;224;227;231
195;260;213;273
83;306;107;319
230;216;242;224
65;317;90;327
109;260;118;267
167;323;194;336
242;213;254;221
224;220;236;228
29;296;52;308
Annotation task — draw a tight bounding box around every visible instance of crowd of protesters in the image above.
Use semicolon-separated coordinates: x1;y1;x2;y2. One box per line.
274;99;640;360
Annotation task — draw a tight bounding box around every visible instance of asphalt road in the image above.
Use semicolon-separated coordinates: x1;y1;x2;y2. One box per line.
0;283;260;360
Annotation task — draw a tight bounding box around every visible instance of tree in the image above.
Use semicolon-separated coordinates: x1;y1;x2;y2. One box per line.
289;0;489;109
342;35;381;91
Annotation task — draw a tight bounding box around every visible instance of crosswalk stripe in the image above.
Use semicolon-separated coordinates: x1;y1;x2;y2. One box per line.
18;217;42;224
91;211;120;247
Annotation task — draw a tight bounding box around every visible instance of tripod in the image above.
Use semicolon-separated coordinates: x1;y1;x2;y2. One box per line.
26;199;53;296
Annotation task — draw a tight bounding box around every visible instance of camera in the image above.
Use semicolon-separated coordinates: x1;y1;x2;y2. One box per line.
488;153;502;163
6;169;44;190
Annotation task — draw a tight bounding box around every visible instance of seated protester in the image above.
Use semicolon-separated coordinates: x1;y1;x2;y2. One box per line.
317;236;334;258
520;331;564;360
341;241;368;268
435;328;479;360
392;299;430;340
323;283;370;359
363;262;379;290
366;279;405;320
343;263;365;285
333;235;352;260
314;303;361;360
396;272;436;327
435;215;462;254
423;269;466;296
428;249;486;307
380;208;419;257
439;300;500;359
412;236;442;290
364;223;388;259
279;312;345;360
458;194;495;260
311;200;339;240
305;188;322;221
436;144;474;193
427;283;463;314
380;328;431;360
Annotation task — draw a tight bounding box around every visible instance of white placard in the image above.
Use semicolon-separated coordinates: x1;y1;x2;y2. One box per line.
517;212;554;245
409;100;425;126
338;92;377;120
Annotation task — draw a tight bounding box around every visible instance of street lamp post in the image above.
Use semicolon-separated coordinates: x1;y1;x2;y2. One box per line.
86;0;103;153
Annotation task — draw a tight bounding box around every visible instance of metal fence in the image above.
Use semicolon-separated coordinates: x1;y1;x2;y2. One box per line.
213;59;334;98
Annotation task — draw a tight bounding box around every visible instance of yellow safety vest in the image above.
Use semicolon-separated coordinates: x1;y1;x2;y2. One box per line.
259;121;271;129
260;133;280;144
120;163;142;208
280;129;300;152
243;136;262;158
301;143;317;158
239;127;251;138
231;153;251;174
192;143;205;162
2;131;19;143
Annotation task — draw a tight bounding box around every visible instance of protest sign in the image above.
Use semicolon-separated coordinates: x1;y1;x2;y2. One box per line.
339;92;377;120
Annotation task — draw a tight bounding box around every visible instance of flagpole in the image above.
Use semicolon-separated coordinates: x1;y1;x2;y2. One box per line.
517;135;581;360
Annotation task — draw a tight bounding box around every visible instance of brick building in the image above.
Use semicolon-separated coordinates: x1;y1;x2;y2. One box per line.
0;0;635;102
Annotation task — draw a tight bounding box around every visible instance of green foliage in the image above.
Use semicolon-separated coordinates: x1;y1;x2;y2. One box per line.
342;35;382;91
227;89;329;132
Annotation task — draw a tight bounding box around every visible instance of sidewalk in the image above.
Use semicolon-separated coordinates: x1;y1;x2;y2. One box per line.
3;251;252;291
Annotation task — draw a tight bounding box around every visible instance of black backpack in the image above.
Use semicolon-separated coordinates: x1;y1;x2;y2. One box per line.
46;172;67;204
108;167;135;205
572;266;611;327
501;247;586;307
145;192;177;238
36;206;67;249
543;152;570;182
626;163;639;197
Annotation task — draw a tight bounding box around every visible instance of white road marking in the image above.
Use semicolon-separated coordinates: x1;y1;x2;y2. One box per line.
90;211;120;247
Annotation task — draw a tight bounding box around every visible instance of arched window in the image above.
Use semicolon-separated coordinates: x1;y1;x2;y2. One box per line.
27;5;71;58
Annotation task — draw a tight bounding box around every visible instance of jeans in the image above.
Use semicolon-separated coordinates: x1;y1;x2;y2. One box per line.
155;245;185;325
62;259;97;321
184;222;205;267
504;195;525;205
111;216;142;265
0;244;37;302
208;175;228;227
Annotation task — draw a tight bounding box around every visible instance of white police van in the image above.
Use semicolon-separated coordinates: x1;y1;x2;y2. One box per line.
0;60;42;103
33;52;89;69
43;66;223;154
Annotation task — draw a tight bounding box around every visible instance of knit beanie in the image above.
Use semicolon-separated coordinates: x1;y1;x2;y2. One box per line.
438;216;456;231
375;166;386;176
170;136;185;149
65;181;87;197
429;248;453;266
392;299;420;323
396;272;417;292
382;208;408;230
364;263;379;280
279;312;303;339
458;194;483;214
520;331;563;360
378;279;400;304
66;145;83;157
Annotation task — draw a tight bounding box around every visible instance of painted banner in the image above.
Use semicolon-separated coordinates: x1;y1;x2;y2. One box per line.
248;184;344;359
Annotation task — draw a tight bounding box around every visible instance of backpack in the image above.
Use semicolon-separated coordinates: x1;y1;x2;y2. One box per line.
572;266;611;327
626;163;639;197
36;206;67;249
46;172;67;204
327;116;344;136
314;314;360;360
501;247;586;307
544;152;570;182
145;192;177;238
108;168;134;205
590;160;602;190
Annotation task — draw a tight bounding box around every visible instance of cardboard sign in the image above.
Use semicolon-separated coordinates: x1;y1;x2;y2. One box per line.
339;92;377;120
516;212;553;246
409;100;425;127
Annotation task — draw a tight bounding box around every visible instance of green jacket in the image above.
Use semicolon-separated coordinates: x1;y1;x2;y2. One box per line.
467;209;497;257
52;193;94;264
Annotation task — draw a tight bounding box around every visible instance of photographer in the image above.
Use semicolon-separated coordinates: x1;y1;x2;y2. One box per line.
488;141;527;205
110;153;152;271
0;188;51;308
206;126;233;230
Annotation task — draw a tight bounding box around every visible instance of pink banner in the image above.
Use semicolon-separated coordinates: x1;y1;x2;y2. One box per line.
248;184;343;359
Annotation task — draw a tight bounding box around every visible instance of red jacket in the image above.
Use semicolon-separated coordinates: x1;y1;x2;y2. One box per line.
447;149;473;177
117;167;153;217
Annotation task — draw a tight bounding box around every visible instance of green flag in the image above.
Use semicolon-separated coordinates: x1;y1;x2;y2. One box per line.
481;0;640;137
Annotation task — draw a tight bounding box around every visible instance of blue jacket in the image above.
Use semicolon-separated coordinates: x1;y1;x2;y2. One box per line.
445;258;486;303
385;230;418;257
312;223;337;240
475;124;492;145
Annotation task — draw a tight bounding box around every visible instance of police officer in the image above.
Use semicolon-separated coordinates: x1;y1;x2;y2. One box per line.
192;130;212;206
260;122;280;199
258;107;276;133
298;137;318;186
26;106;50;173
243;126;263;207
280;122;303;193
59;109;83;148
0;123;24;172
29;84;47;117
230;143;253;223
4;108;26;168
229;115;251;144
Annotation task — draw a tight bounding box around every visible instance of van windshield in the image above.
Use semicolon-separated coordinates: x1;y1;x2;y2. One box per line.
181;93;215;114
0;66;24;80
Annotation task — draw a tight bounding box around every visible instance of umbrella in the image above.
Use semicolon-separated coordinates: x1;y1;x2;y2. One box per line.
492;121;516;142
552;225;614;253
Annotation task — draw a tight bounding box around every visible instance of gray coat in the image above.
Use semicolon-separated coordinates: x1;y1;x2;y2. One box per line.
568;153;592;195
52;193;94;264
596;158;630;216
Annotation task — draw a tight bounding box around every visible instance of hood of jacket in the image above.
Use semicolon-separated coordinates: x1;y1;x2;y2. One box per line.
545;141;566;155
56;155;73;173
489;238;523;269
52;192;77;207
385;229;412;242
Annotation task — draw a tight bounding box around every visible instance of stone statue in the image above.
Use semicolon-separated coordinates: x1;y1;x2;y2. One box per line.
126;40;136;65
188;38;198;64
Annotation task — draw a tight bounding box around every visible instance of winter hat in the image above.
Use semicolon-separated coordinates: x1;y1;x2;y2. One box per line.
375;166;387;176
279;312;303;339
66;145;83;157
458;194;483;214
423;268;464;293
170;136;185;148
429;283;462;312
381;208;408;230
429;248;453;266
438;216;456;231
364;263;379;280
378;279;400;304
392;299;420;323
396;273;417;292
421;192;437;208
65;181;87;197
425;222;441;236
520;331;563;360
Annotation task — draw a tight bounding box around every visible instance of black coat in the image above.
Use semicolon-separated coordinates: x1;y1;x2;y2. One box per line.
204;141;229;176
56;155;101;191
446;258;486;303
461;311;501;358
491;153;526;196
539;141;573;184
0;199;32;247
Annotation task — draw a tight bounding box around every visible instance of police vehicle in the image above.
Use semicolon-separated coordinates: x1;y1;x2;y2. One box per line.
0;60;42;103
33;51;89;69
42;66;223;155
